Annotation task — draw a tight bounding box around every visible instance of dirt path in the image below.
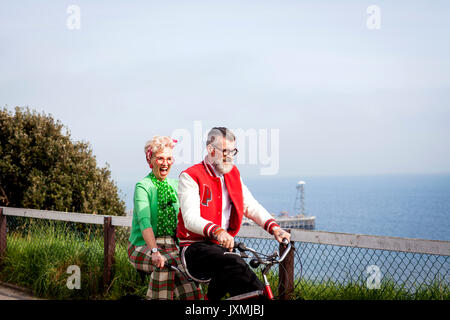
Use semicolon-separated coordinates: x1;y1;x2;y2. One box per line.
0;282;41;300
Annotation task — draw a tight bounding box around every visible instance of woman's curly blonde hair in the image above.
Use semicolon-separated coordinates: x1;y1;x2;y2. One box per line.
144;136;176;163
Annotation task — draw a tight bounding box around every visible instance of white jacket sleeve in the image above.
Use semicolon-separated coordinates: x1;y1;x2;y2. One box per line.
178;172;220;237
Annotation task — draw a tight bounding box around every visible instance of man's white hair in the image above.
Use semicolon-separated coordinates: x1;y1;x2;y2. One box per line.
206;127;236;147
206;127;236;174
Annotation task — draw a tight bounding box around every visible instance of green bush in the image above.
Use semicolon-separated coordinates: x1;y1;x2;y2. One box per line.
0;106;125;216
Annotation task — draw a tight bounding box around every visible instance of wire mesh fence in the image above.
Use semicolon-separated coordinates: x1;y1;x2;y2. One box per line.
235;236;450;300
0;208;449;300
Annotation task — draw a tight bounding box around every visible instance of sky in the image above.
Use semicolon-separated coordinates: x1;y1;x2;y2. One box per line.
1;0;450;207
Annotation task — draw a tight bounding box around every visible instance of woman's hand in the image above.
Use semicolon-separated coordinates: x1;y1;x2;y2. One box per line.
151;251;166;268
141;228;166;268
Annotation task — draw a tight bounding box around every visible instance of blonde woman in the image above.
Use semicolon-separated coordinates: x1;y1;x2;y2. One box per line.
127;136;203;300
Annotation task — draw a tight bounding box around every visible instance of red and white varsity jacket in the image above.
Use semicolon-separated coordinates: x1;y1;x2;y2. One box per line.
176;159;280;247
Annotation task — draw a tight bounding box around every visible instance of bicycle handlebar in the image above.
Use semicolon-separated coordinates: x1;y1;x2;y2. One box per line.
164;261;211;283
234;238;292;265
164;261;179;272
278;238;291;262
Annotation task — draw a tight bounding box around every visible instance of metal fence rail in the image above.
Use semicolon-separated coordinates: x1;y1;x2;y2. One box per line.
1;206;449;299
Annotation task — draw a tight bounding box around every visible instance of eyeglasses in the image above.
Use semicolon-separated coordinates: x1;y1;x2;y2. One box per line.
211;144;239;157
154;157;174;165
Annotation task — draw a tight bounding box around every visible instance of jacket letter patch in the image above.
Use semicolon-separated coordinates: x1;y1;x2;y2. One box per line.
201;184;212;206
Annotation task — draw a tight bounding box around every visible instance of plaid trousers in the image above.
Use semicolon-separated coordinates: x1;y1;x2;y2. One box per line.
127;236;204;300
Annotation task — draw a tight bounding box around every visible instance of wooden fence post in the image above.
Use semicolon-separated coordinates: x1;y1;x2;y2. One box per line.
278;229;294;300
103;216;115;291
0;208;6;265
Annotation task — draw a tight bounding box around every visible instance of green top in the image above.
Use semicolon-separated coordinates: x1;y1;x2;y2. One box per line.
128;173;179;247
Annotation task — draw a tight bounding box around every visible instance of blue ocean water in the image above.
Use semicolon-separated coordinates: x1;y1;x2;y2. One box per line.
243;174;450;241
121;174;450;241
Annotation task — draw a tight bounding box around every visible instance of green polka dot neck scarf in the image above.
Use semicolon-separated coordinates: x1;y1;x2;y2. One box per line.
150;172;178;237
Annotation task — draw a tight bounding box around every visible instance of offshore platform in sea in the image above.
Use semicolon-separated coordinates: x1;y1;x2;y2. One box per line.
243;180;316;230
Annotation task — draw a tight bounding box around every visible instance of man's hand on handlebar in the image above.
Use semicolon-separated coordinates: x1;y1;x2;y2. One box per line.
273;227;291;245
215;229;234;251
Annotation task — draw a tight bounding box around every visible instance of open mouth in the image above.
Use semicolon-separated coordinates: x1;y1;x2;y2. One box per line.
160;166;169;175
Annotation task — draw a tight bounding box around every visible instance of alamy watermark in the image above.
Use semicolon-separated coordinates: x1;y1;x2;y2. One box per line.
367;5;381;30
66;5;81;30
171;121;280;176
366;265;382;289
66;265;81;290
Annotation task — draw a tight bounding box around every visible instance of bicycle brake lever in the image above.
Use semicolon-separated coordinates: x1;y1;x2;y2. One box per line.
235;242;248;252
240;252;249;259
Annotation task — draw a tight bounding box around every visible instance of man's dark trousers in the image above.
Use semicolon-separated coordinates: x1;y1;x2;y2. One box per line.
184;241;265;300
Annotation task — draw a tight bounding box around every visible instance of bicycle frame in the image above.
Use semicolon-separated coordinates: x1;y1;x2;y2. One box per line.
166;239;292;300
230;239;292;300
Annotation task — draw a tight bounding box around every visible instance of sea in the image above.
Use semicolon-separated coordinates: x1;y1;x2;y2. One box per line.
245;174;450;242
242;174;450;288
121;173;450;241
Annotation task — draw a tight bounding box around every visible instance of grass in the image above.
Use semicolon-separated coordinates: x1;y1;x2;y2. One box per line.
0;221;448;300
1;220;146;299
293;278;449;300
259;267;449;300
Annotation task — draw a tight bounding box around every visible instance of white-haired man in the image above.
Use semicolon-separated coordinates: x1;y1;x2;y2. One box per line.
176;127;290;300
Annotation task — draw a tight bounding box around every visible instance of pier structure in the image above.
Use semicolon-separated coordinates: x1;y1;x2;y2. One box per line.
242;179;316;230
276;216;315;230
241;215;315;230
